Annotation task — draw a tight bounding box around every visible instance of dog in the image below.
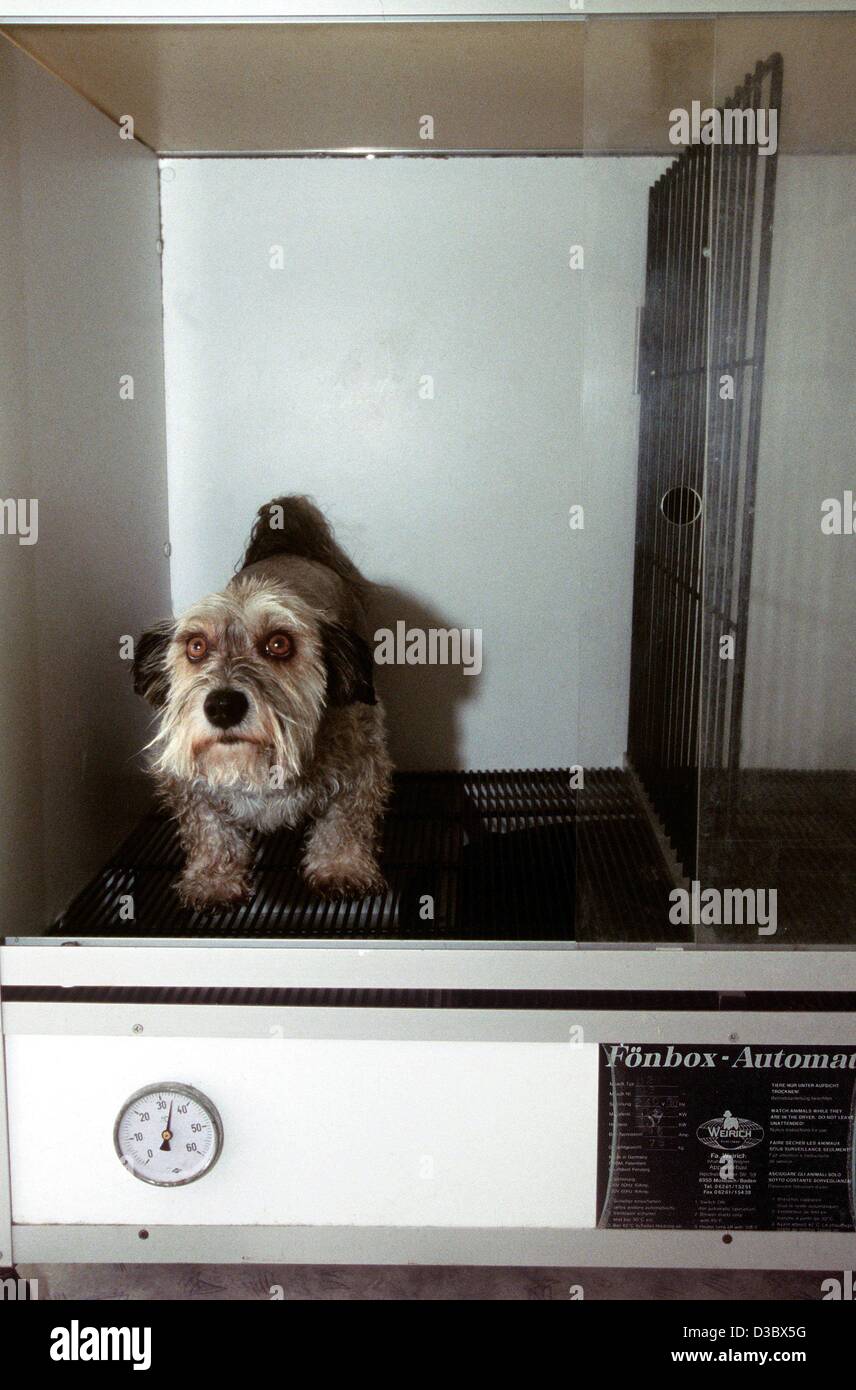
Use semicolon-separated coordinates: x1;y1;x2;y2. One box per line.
132;496;391;909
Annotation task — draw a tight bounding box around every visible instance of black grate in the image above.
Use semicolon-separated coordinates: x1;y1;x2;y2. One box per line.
50;769;685;944
628;55;783;876
700;55;783;836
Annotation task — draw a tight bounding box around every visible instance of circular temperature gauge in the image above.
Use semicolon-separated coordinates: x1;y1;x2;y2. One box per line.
114;1083;223;1187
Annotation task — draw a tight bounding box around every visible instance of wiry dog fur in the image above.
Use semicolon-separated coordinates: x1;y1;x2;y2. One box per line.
133;496;391;909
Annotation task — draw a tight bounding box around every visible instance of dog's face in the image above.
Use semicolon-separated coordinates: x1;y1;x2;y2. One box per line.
133;576;375;791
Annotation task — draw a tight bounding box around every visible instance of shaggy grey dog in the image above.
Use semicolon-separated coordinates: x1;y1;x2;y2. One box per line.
133;496;391;909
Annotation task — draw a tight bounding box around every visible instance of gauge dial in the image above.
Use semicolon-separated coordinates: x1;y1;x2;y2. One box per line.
114;1083;223;1187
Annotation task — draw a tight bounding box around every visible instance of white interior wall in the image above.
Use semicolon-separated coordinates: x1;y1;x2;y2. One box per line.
160;156;661;772
1;41;172;928
741;156;856;770
580;158;672;766
0;42;44;934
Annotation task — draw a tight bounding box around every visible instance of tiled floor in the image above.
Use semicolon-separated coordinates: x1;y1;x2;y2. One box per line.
18;1264;830;1301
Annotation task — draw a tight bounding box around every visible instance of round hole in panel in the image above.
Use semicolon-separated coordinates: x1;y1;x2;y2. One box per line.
661;485;702;526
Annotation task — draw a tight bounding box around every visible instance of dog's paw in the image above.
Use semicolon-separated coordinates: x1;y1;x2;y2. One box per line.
304;864;386;901
176;871;255;911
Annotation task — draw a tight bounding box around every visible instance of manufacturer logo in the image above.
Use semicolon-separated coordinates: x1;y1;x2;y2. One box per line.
696;1109;764;1152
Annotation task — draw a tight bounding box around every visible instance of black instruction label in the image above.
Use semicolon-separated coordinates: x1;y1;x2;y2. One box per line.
597;1043;856;1231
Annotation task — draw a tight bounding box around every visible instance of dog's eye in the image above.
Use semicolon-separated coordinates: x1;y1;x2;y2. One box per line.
264;631;293;660
186;635;208;662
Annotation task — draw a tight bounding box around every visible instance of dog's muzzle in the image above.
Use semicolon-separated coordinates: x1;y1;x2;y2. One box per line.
203;687;249;729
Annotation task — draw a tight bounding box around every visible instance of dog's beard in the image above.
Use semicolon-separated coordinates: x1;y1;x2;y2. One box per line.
190;732;275;789
149;677;323;792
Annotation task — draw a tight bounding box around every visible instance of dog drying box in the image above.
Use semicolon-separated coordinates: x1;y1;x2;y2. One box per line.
0;12;854;1275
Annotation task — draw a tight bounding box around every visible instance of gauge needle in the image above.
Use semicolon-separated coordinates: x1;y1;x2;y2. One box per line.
160;1099;174;1152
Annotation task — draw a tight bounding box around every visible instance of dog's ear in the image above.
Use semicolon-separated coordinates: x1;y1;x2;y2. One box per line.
320;622;376;706
132;621;175;708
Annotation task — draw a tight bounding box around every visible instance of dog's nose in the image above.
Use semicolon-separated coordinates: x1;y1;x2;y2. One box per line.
203;687;249;729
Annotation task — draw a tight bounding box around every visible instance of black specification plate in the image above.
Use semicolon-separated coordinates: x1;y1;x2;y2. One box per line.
596;1043;856;1232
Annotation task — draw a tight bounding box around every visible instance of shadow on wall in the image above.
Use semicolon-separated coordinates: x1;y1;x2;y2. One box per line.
367;585;480;773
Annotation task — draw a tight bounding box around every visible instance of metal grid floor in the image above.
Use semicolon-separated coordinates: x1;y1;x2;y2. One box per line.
50;769;684;944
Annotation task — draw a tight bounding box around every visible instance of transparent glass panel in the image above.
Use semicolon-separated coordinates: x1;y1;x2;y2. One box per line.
697;13;856;946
